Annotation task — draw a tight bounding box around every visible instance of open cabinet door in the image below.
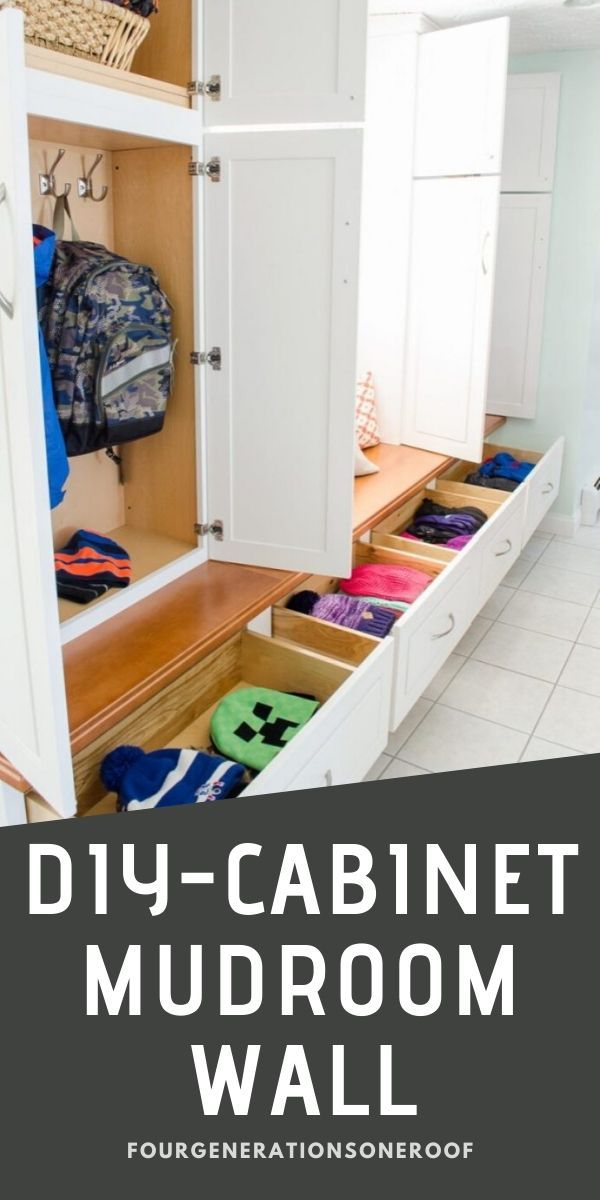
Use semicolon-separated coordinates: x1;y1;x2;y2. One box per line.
402;176;501;463
203;0;368;126
204;130;362;577
414;17;509;178
0;11;75;817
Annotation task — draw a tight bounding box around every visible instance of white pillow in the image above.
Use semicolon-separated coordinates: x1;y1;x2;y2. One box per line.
354;439;379;477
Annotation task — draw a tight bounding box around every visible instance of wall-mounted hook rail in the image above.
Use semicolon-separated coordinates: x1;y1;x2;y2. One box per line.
39;149;71;199
78;154;108;203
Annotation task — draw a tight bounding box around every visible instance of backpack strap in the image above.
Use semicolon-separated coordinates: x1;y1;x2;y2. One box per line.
53;193;82;243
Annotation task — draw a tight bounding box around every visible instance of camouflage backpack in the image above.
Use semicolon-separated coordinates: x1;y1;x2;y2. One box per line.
40;230;174;457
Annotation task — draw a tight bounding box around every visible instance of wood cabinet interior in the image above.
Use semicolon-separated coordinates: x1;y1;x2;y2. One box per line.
72;628;357;815
442;441;544;486
133;0;193;90
28;126;199;624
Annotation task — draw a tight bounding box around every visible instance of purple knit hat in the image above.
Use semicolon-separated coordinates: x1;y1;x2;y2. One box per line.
313;592;397;638
287;589;397;638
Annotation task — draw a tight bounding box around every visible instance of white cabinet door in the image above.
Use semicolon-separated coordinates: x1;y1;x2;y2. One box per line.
502;74;561;192
204;130;362;577
203;0;368;126
487;194;552;420
402;176;500;462
414;17;509;178
0;11;75;817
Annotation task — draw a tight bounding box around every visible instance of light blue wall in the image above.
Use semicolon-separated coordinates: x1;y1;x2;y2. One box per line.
495;51;600;519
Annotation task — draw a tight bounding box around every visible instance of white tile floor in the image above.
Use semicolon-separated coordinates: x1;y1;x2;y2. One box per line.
365;523;600;781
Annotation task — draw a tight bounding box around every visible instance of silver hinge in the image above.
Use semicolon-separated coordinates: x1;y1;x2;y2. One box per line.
195;520;224;541
187;75;222;101
188;157;221;182
191;347;222;371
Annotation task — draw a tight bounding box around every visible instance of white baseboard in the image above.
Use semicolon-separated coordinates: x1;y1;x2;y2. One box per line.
538;508;582;539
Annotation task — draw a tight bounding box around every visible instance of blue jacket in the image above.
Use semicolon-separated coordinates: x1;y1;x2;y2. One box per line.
33;226;69;509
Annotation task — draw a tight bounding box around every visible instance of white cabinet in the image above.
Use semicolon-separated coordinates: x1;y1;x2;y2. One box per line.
487;194;552;420
0;13;75;817
204;129;362;577
203;0;368;125
358;12;509;457
413;18;509;179
502;73;561;193
522;437;564;545
402;176;501;461
0;3;367;811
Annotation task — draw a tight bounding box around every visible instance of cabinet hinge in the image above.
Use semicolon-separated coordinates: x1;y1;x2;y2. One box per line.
191;347;222;371
195;520;224;541
188;157;221;182
187;75;222;101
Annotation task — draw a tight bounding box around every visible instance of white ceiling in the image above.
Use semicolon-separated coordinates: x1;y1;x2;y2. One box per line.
371;1;600;52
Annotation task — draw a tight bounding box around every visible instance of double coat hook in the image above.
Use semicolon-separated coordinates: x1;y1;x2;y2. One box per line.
78;154;108;203
39;149;71;199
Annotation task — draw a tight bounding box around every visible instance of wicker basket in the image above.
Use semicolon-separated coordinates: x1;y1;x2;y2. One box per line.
2;0;151;72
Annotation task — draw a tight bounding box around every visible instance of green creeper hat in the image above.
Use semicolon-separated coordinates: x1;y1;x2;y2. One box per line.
210;688;320;772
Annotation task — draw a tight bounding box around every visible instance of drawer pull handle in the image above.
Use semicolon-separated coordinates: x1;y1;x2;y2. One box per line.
481;230;491;276
542;482;555;496
324;769;334;787
431;613;456;641
0;183;15;320
494;539;513;558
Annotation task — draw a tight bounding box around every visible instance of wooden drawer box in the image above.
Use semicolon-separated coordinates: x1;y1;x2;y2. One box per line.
441;438;565;547
276;536;482;733
70;623;393;817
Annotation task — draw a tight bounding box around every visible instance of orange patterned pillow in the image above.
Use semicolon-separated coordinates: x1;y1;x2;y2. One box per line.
356;372;380;449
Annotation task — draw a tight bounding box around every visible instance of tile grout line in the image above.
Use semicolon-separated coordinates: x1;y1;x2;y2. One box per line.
523;672;571;752
389;700;436;761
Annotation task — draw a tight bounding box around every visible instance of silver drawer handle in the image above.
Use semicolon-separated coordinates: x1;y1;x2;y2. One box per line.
481;230;491;276
431;613;456;641
0;183;15;320
542;482;555;496
324;769;334;787
494;538;513;558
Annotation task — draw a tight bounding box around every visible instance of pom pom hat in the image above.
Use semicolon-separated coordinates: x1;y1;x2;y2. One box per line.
101;745;245;812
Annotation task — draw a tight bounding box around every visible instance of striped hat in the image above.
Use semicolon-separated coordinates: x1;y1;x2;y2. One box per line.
55;529;132;604
100;745;246;812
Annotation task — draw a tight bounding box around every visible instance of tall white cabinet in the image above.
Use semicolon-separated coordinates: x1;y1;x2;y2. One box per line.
487;72;561;419
0;1;369;817
359;12;509;457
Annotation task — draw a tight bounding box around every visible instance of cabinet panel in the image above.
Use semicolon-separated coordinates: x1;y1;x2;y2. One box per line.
0;11;75;816
390;549;481;730
522;438;564;546
414;17;509;178
203;0;368;125
487;194;552;420
402;176;500;462
502;73;561;192
204;129;362;577
478;487;526;604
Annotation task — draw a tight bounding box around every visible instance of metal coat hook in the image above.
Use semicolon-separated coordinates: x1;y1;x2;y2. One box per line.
78;154;108;203
39;149;71;198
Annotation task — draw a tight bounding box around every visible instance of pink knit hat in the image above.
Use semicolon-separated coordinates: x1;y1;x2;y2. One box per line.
339;563;433;604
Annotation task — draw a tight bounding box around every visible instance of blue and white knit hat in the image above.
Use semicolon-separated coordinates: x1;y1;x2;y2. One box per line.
100;745;245;812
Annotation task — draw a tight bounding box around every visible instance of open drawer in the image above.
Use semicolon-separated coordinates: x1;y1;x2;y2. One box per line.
441;438;565;547
371;484;508;556
277;538;482;733
357;540;482;729
370;476;525;610
78;625;393;817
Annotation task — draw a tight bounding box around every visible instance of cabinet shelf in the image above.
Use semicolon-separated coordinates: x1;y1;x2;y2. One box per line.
26;62;200;151
57;526;199;627
25;45;190;109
